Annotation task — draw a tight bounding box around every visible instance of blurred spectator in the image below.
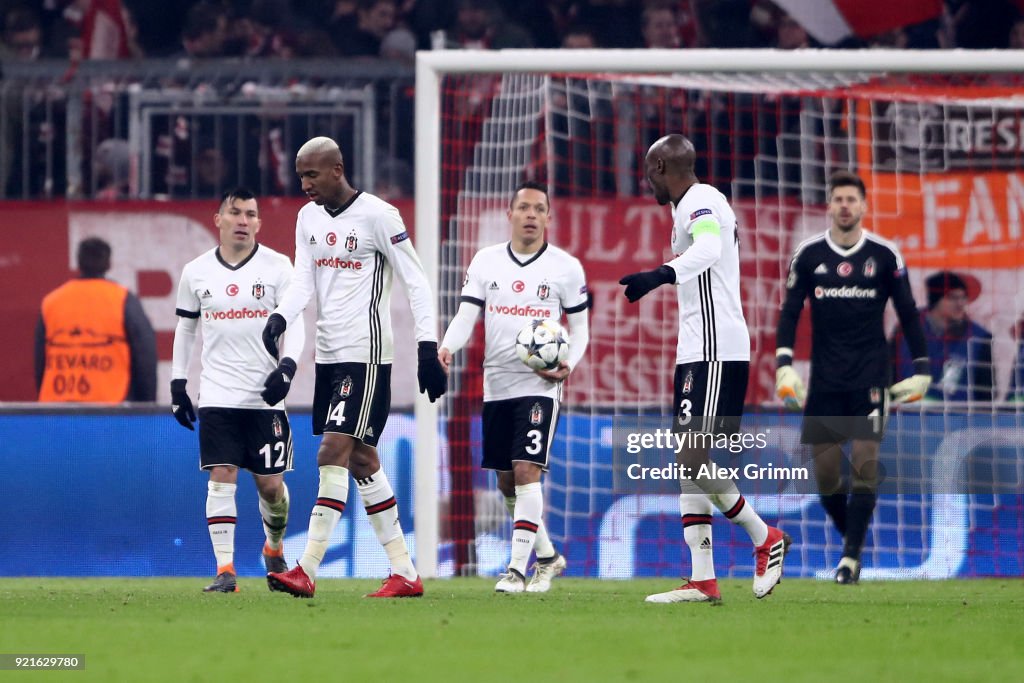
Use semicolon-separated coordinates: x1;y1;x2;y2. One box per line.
336;0;398;57
374;154;412;199
890;271;994;403
641;1;682;48
93;138;132;199
0;5;43;61
177;0;228;58
1009;15;1024;48
78;0;141;59
35;237;157;403
775;10;810;49
443;0;532;49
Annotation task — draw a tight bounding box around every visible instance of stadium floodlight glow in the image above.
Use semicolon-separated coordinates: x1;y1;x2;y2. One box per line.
414;48;1024;580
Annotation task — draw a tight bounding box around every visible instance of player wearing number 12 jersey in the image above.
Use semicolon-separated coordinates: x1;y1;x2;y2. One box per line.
171;188;305;593
619;134;790;603
439;181;590;593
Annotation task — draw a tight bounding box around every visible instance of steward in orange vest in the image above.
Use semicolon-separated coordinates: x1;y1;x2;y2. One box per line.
35;237;157;403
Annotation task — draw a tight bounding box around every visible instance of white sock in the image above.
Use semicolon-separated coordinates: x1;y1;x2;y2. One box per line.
356;468;417;580
504;495;556;560
695;463;768;546
299;465;349;581
206;481;237;572
509;483;543;576
258;482;289;551
679;479;715;581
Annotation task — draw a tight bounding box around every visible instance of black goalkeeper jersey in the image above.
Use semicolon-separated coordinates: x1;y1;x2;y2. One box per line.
776;230;928;392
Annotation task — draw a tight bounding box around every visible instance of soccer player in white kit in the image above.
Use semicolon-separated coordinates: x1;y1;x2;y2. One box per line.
439;181;590;593
171;187;305;593
263;137;447;598
619;135;789;602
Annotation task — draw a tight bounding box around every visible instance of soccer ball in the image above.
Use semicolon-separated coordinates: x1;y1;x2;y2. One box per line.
515;319;569;371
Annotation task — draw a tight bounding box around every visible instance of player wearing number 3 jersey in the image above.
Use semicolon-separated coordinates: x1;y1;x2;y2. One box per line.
440;181;590;593
619;134;790;603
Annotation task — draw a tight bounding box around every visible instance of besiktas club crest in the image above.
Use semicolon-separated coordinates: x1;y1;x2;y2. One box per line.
529;402;544;425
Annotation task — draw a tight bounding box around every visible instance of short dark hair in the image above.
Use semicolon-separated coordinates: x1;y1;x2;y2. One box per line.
510;180;549;210
219;186;257;212
77;237;111;278
828;170;866;199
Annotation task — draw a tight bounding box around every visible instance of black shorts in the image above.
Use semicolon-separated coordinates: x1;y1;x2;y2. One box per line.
481;396;559;471
198;407;293;475
801;386;889;444
673;361;748;436
312;362;391;446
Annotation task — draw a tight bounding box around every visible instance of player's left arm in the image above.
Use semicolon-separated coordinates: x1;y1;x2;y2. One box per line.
275;257;306;364
33;315;45;393
889;259;932;403
124;292;157;402
377;207;447;401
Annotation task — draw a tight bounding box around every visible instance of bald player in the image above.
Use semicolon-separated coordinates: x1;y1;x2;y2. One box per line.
619;134;790;603
263;136;447;598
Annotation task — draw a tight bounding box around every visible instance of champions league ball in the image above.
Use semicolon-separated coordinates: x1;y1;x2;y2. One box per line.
515;320;569;371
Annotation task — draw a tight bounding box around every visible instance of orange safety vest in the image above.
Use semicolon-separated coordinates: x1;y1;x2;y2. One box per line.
38;279;131;403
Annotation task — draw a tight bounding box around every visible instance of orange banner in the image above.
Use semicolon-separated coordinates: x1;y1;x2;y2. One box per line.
865;171;1024;269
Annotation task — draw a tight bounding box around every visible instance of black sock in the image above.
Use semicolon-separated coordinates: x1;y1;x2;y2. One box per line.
819;490;849;539
843;487;877;560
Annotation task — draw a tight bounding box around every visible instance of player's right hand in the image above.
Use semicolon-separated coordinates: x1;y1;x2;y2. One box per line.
775;366;806;411
170;379;196;430
262;313;287;358
618;265;675;303
890;374;931;404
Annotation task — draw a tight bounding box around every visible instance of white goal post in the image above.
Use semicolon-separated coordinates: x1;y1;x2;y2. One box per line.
413;49;1024;579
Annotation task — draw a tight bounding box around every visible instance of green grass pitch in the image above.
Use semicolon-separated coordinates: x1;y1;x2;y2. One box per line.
1;578;1022;682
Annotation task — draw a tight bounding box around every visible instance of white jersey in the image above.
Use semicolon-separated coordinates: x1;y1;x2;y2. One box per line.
175;244;294;409
461;242;588;401
670;183;750;363
274;192;436;364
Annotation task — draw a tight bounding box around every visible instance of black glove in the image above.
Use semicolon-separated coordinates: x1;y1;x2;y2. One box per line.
170;379;196;430
417;341;447;403
618;265;675;303
261;357;297;406
262;313;287;358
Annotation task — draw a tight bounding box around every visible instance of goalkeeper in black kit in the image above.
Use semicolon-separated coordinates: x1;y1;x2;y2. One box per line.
775;171;931;584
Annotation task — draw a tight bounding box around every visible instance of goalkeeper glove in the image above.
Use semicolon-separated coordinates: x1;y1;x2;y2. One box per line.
890;374;932;404
262;313;287;358
775;365;806;411
261;357;297;406
170;379;196;430
619;265;675;303
417;341;447;403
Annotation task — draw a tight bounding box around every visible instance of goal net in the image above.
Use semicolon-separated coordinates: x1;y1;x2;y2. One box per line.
415;50;1024;580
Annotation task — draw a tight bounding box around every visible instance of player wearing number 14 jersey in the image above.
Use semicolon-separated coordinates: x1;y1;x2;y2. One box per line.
264;137;447;599
171;188;306;593
619;135;789;603
439;181;590;593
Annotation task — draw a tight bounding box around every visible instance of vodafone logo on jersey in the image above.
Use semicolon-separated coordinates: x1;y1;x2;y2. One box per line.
814;285;877;300
487;303;551;318
204;307;269;321
315;257;363;270
326;232;337;246
512;280;525;293
226;283;239;296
